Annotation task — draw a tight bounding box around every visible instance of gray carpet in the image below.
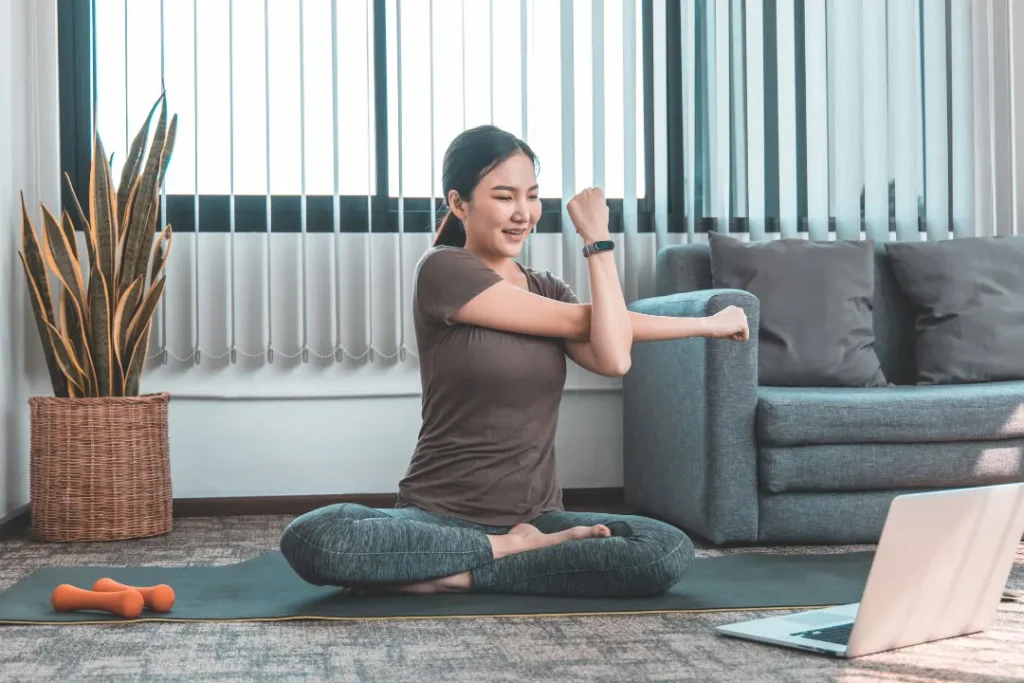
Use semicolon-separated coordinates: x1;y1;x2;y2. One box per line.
1;515;1022;682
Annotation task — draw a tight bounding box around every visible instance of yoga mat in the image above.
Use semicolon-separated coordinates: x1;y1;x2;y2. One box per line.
0;550;876;625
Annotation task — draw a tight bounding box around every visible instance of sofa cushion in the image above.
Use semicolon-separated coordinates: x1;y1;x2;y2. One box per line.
885;235;1024;384
760;440;1024;493
757;381;1024;446
708;233;888;388
655;242;919;384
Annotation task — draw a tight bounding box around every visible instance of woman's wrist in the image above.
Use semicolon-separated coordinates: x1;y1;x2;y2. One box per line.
580;229;611;244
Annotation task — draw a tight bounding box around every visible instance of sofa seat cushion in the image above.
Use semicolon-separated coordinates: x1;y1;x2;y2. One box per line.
757;381;1024;447
760;440;1024;493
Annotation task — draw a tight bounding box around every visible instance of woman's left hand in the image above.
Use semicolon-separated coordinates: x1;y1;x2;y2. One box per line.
704;306;750;341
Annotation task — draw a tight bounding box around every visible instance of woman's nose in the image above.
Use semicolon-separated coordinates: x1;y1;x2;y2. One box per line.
513;200;531;223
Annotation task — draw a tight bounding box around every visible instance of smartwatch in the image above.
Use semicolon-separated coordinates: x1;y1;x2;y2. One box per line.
582;240;615;258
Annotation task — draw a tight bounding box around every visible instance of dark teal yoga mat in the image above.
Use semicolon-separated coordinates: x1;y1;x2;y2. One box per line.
0;551;875;625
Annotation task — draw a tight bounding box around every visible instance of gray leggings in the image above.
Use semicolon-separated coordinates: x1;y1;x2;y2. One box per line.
278;503;695;597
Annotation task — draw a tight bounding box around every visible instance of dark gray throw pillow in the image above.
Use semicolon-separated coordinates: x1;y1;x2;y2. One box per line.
709;233;888;387
884;236;1024;385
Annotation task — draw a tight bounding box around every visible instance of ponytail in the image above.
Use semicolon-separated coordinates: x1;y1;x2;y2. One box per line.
433;210;467;248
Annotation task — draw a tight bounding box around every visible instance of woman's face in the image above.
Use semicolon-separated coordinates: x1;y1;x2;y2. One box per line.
454;151;542;260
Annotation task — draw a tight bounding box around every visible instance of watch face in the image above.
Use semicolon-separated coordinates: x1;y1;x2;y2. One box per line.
584;241;614;256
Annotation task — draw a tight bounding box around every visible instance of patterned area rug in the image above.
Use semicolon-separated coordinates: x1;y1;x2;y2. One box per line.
1;515;1021;682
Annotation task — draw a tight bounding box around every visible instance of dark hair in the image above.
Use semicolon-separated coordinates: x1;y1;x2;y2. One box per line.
433;125;538;248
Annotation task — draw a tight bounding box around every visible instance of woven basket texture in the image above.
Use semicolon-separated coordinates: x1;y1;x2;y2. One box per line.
28;392;172;542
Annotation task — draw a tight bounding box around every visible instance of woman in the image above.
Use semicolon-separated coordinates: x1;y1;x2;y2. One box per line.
279;125;749;598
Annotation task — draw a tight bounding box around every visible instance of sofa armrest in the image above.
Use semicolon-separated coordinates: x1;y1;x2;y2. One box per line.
623;289;760;544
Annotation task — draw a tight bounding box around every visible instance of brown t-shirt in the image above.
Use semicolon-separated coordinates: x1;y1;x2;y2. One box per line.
396;246;579;526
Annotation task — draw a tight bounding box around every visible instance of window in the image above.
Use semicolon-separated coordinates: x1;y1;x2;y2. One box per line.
61;0;958;242
61;0;656;236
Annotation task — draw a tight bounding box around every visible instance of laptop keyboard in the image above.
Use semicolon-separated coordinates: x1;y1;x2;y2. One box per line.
791;622;854;645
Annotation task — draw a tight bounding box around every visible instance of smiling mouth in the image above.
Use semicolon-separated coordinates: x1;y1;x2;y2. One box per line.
502;228;527;236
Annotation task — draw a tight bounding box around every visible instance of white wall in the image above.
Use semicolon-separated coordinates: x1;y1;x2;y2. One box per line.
0;0;61;523
167;392;624;498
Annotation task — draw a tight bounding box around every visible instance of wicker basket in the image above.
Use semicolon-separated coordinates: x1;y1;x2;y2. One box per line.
29;392;172;542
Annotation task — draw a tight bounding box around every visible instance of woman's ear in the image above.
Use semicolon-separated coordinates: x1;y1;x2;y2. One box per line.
447;190;469;221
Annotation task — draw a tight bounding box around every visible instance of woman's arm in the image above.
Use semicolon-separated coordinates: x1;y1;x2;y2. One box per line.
451;296;747;343
565;305;749;376
629;306;749;342
450;187;633;375
448;283;750;377
444;186;746;376
565;305;749;342
565;188;633;376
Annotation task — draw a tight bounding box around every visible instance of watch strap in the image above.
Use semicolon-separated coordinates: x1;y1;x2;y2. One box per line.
582;240;615;257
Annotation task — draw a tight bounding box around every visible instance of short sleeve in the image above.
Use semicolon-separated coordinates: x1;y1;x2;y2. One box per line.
414;247;503;325
538;270;579;304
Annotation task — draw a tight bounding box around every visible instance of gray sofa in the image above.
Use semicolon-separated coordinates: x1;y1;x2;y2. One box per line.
623;242;1024;545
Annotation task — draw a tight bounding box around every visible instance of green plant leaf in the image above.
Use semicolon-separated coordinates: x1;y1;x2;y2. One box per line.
113;275;144;377
88;265;114;396
63;173;97;289
60;286;95;395
115;192;153;345
44;320;87;397
64;172;89;236
44;204;95;395
41;205;87;313
57;294;80;397
119;174;142;254
19;252;68;397
133;197;163;289
134;115;176;280
58;288;95;396
119;97;167;300
155;113;178;191
122;317;154;397
20;195;55;320
60;209;79;260
89;134;118;308
149;224;172;285
117;93;162;231
19;193;67;397
125;275;165;355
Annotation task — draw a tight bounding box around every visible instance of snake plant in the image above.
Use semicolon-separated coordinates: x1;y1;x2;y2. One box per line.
20;92;177;397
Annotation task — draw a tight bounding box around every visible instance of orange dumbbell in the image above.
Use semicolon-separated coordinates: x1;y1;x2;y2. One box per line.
92;578;175;612
51;584;145;619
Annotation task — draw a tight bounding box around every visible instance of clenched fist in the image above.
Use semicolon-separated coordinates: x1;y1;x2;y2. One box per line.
567;187;610;244
704;305;750;341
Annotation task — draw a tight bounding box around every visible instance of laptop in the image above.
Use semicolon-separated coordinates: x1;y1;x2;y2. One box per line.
716;482;1024;658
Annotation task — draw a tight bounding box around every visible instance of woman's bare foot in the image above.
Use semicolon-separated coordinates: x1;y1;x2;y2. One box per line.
488;523;612;560
355;571;474;595
382;524;612;593
393;571;473;594
347;524;611;595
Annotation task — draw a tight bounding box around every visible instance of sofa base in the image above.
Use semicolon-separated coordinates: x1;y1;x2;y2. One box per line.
756;488;955;544
760;439;1024;493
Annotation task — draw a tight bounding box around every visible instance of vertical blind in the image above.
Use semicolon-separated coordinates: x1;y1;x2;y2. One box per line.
78;0;1021;369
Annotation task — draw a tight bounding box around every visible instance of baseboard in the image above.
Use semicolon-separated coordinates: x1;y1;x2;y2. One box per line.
0;505;30;542
173;487;628;517
0;488;627;539
172;493;400;517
